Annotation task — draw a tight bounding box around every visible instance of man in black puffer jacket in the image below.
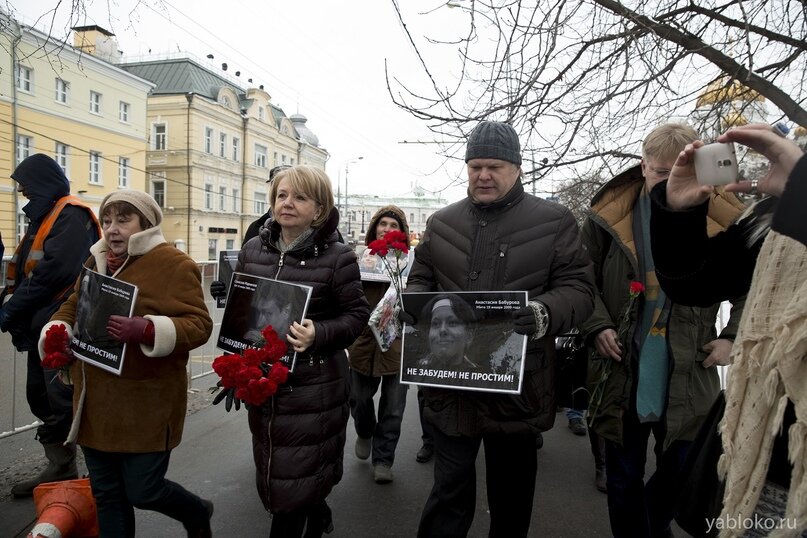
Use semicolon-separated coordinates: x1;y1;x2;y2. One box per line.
406;121;595;537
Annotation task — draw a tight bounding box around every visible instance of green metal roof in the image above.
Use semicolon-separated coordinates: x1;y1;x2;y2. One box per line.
119;57;243;101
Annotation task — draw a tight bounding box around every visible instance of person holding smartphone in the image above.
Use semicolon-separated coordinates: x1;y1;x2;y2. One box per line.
650;124;806;535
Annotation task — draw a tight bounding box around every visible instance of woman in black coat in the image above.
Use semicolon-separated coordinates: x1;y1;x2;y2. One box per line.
236;165;369;537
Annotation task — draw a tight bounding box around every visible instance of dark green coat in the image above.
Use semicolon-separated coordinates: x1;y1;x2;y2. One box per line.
579;166;746;449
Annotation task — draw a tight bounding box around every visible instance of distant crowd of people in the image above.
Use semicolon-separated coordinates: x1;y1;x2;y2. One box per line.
2;117;805;537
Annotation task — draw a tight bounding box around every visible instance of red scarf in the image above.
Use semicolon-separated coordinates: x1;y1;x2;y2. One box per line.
106;250;127;274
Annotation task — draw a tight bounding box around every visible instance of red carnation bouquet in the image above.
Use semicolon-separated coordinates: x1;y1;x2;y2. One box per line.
588;280;645;420
211;325;290;409
42;324;75;384
366;230;410;352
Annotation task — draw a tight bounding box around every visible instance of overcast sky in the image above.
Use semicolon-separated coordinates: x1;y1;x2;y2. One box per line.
11;0;475;203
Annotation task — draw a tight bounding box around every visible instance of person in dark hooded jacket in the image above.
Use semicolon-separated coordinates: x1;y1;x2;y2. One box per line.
348;205;411;484
0;154;100;497
237;165;369;537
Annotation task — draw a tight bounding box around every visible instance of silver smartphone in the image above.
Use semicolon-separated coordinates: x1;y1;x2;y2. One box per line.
694;142;738;186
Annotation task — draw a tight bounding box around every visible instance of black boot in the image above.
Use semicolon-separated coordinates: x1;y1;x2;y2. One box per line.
11;442;78;497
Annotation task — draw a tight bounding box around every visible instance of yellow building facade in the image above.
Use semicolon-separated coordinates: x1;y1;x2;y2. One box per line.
0;14;153;249
120;56;329;260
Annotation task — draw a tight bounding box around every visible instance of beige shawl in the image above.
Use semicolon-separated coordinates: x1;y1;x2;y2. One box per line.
718;231;807;537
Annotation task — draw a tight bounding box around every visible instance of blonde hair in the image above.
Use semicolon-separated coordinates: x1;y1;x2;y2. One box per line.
269;165;335;228
642;123;699;162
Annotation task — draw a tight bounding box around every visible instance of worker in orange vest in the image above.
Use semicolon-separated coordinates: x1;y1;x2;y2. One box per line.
1;153;100;497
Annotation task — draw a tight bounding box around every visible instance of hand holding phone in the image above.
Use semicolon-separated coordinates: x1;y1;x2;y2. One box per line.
693;143;738;186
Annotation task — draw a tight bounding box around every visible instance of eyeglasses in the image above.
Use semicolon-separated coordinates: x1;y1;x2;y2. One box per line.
268;165;292;182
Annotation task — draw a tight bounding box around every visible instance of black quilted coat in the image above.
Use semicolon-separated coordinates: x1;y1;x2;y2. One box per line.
238;208;369;514
406;181;595;436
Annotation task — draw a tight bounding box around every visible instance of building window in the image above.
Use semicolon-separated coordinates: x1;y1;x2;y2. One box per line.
290;158;295;165
226;239;235;250
16;135;32;163
55;143;69;174
254;192;266;214
119;102;130;123
219;186;227;211
273;152;278;166
90;91;102;114
410;213;415;224
89;152;102;184
205;127;214;154
153;123;167;150
15;65;32;92
17;212;29;242
208;239;217;261
232;188;239;212
55;78;69;103
281;154;287;164
151;174;166;207
258;106;265;121
254;144;267;168
219;132;227;158
205;184;213;210
232;137;240;161
118;157;130;188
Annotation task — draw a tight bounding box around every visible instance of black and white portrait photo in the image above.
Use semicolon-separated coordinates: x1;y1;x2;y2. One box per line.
400;291;527;393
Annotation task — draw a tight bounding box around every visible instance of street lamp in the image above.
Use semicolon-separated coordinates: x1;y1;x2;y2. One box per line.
343;156;363;239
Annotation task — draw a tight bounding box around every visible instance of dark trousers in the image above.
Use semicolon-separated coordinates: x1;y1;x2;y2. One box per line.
83;446;209;537
349;370;408;466
604;414;692;538
26;348;73;444
417;388;434;449
270;501;332;538
418;429;538;538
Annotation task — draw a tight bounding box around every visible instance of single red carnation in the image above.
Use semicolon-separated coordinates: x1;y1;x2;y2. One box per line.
212;354;244;388
629;281;645;296
368;239;389;257
43;324;71;355
268;362;290;384
42;351;71;369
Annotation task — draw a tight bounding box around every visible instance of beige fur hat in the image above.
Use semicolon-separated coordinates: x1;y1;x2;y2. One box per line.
99;190;163;227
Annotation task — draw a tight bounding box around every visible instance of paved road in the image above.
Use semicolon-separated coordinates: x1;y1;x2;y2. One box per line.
0;378;614;537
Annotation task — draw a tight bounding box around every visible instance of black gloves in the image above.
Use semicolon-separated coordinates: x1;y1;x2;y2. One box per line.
512;301;550;340
398;309;416;326
512;307;537;335
210;280;227;299
211;382;242;412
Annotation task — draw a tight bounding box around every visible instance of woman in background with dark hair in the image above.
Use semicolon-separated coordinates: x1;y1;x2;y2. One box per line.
348;206;411;484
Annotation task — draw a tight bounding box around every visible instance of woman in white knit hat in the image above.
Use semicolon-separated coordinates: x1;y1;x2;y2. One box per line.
41;190;215;537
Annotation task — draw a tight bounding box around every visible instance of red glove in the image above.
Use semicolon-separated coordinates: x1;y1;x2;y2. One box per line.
107;315;155;345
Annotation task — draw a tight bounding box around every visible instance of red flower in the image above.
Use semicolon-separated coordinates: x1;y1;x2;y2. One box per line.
42;324;73;369
383;231;410;253
368;239;389;257
629;281;645;297
212;324;290;408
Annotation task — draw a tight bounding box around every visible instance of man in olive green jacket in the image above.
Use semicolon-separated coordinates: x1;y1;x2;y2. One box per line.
579;123;746;538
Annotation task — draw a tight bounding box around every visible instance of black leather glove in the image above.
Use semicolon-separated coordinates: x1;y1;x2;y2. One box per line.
398;309;416;326
210;280;227;299
512;306;537;335
211;382;241;412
